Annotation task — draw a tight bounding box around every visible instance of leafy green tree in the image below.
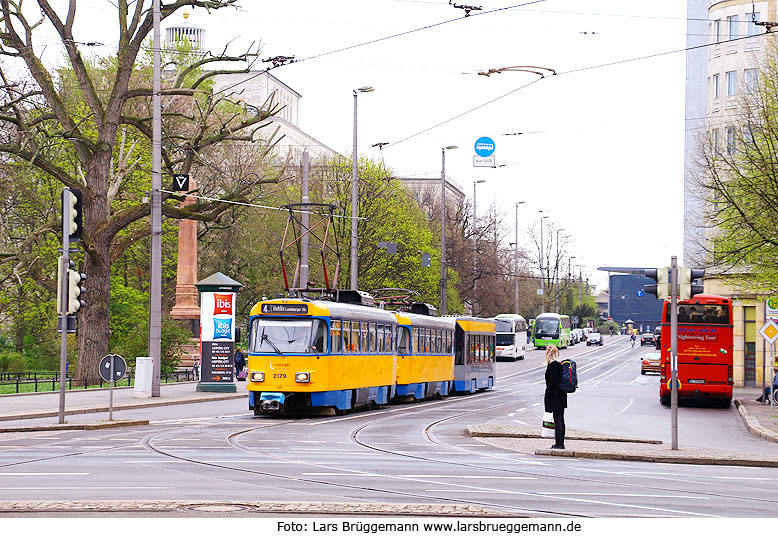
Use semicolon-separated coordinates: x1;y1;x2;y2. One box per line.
694;51;778;293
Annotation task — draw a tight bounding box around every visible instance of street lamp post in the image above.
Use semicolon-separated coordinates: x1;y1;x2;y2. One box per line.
441;145;457;315
555;228;564;313
539;212;549;312
351;86;374;290
473;179;486;314
514;201;526;315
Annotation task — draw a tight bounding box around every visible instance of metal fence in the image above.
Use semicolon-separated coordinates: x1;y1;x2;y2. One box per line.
0;369;196;394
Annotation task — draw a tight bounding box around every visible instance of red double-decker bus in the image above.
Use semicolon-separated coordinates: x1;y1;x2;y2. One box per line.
659;294;734;408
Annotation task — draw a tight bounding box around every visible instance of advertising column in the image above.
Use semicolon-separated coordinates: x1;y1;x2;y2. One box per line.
195;272;243;393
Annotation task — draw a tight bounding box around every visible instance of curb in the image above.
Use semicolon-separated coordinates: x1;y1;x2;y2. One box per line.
466;425;662;444
735;399;778;443
533;447;778;467
0;393;247;423
0;420;149;432
0;500;511;516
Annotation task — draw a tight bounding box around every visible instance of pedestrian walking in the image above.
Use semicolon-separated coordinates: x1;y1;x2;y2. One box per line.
234;347;246;378
544;345;567;449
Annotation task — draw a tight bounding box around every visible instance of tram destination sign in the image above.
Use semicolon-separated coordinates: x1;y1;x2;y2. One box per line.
261;303;309;314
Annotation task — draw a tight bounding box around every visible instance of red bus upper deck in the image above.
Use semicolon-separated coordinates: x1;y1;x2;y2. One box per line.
659;294;734;407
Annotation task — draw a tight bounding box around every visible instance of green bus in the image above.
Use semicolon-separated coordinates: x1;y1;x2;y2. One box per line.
533;313;571;349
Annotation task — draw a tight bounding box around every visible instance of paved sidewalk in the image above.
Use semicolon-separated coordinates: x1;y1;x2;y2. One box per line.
468;387;778;467
0;381;247;428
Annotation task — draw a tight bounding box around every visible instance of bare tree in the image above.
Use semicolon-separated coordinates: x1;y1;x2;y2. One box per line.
0;1;282;381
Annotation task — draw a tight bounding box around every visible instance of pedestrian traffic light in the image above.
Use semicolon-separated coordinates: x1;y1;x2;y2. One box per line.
644;267;670;300
67;269;86;314
63;188;83;242
679;267;705;301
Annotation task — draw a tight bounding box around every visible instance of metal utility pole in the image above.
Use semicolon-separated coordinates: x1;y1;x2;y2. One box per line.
555;228;564;313
351;86;374;290
440;145;456;315
300;151;310;291
539;213;549;311
473;180;485;314
670;256;679;450
514;201;525;315
58;189;70;424
149;0;162;397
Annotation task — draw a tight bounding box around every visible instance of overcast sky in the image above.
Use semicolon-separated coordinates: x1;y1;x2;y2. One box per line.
41;1;689;292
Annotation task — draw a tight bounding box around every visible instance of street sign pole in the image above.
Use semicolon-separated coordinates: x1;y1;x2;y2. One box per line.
670;256;679;450
109;354;115;421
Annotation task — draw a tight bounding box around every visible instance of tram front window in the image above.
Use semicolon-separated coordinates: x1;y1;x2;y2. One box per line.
250;318;328;353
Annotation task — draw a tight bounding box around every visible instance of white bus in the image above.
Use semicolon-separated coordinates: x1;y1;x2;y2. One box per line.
493;314;528;361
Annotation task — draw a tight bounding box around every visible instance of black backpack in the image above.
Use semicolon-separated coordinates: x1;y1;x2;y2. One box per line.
559;359;578;393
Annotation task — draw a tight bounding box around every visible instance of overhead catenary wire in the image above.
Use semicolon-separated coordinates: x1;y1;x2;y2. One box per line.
159;188;367;220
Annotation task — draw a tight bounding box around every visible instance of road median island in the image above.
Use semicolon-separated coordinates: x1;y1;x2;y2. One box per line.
0;419;149;433
467;424;662;444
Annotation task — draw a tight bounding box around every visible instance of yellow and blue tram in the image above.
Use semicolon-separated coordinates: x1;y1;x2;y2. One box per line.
246;296;496;415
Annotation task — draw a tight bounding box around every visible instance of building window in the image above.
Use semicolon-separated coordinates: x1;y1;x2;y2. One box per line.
744;306;756;386
748;12;760;36
713;73;720;98
712;128;719;151
728;15;739;40
715;19;722;43
726;71;737;96
726;126;736;155
745;68;758;93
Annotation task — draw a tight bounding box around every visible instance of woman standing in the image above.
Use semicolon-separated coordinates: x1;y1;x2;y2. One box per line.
544;345;567;449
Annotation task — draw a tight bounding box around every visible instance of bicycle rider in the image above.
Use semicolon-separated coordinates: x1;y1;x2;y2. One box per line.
630;332;636;347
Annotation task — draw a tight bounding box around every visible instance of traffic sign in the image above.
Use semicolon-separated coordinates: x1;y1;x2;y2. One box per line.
99;354;127;382
473;155;495;167
636;289;644;298
474;136;495;157
759;320;778;344
767;297;778;319
172;174;190;191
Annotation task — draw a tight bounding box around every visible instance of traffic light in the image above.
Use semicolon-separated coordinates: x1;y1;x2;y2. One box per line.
63;188;83;242
644;267;670;300
67;269;86;314
679;267;705;301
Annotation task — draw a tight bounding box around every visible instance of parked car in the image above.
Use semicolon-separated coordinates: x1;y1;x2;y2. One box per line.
641;352;661;375
571;328;584;344
640;332;656;346
586;332;603;346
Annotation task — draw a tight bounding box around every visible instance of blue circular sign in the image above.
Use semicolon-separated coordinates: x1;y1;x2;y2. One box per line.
474;136;495;157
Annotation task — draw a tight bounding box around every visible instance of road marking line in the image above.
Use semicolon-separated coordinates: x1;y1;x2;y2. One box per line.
0;472;89;476
617;398;634;415
399;475;536;480
0;487;172;490
543;492;710;499
713;476;772;480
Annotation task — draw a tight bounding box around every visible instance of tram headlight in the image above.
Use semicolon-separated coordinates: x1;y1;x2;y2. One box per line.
250;371;264;382
295;372;310;383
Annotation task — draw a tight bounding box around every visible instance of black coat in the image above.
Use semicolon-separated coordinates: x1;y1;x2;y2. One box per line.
544;360;568;412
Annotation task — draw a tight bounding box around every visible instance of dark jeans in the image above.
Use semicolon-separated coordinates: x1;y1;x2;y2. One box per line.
762;386;777;400
553;409;566;446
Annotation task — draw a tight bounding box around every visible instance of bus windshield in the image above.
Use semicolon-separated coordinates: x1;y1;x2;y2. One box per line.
666;304;730;324
496;333;515;345
494;319;514;333
535;320;559;335
250;318;328;353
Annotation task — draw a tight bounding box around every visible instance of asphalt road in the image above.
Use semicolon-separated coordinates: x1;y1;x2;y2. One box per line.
1;335;777;517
